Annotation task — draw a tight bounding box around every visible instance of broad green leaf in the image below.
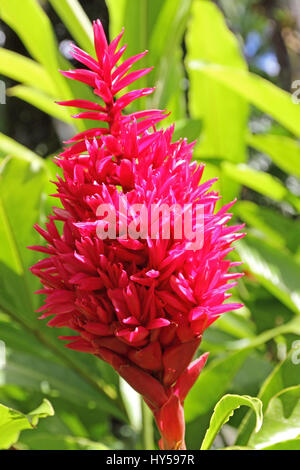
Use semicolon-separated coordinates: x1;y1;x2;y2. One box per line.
19;433;110;450
0;48;56;96
214;310;255;341
0;0;69;98
4;351;125;422
249;386;300;449
0;398;54;449
7;86;74;125
236;235;300;314
0;318;56;360
237;353;300;445
152;43;186;119
0;133;41;163
186;0;248;201
0;157;124;419
106;0;162;56
234;201;300;253
201;394;263;450
107;0;189;114
247;133;300;179
107;0;154;110
150;0;190;65
190;64;300;138
49;0;94;56
222;161;287;201
262;439;300;450
0;0;92;131
105;0;127;39
172;119;202;143
149;0;191;114
0;157;48;321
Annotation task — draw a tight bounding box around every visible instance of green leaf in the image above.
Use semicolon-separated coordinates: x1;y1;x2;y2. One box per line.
224;316;300;352
186;0;248;201
0;48;56;96
262;439;300;450
19;433;110;450
7;86;74;125
107;0;189;115
185;315;300;438
249;386;300;449
222;161;288;201
190;64;300;138
234;201;300;253
49;0;94;56
247;133;300;179
105;0;127;39
149;0;191;115
0;156;125;420
0;399;54;449
214;310;255;341
106;0;162;57
0;133;41;163
236;235;300;314
0;0;69;98
172;119;202;142
4;351;124;421
150;0;190;66
237;352;300;445
0;157;49;321
201;394;263;450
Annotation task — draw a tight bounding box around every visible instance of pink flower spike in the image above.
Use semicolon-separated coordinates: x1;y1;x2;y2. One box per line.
174;353;209;403
112;50;148;81
108;27;125;56
30;18;245;451
56;99;106;112
70;44;100;73
71;112;109;121
147;318;170;329
60;69;97;87
112;67;154;94
93;19;108;64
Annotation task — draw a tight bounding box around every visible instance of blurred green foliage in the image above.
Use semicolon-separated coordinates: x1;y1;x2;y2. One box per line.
0;0;299;450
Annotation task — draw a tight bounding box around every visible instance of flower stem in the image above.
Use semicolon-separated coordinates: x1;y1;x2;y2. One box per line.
141;399;154;450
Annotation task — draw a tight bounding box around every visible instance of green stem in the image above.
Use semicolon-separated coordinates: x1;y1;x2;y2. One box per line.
141;399;155;450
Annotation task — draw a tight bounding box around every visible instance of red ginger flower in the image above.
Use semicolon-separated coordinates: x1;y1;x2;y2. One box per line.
29;20;244;450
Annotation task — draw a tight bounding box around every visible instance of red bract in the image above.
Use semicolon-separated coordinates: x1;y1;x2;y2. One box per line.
29;20;244;450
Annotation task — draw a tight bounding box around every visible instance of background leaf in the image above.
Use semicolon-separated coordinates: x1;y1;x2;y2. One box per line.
0;398;54;450
201;394;262;450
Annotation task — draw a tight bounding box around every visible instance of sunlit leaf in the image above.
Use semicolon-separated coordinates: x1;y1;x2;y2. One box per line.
186;0;248;201
201;394;262;450
7;86;74;125
0;48;56;96
236;235;300;314
249;386;300;449
247;133;300;179
0;398;54;450
190;64;300;138
237;353;300;445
